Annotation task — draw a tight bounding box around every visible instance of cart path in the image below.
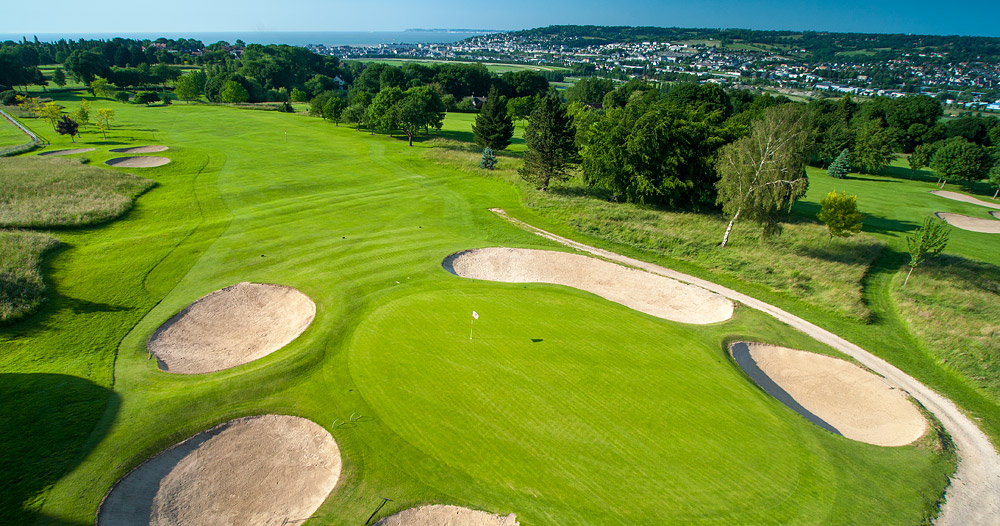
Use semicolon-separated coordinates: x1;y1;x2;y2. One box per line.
491;208;1000;526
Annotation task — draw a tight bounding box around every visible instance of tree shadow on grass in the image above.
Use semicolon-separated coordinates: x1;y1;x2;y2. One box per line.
0;373;118;525
436;128;475;143
792;200;919;236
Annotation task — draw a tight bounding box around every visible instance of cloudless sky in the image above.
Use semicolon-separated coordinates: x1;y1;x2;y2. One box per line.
2;0;997;38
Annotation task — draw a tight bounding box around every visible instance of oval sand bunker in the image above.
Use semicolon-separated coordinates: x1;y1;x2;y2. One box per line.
444;247;733;324
730;342;926;446
931;190;1000;210
105;156;171;168
375;505;518;526
38;147;95;156
97;414;341;526
148;282;316;374
935;212;1000;234
110;145;169;153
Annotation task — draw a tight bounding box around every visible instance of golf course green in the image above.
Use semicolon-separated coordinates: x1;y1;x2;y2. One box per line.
0;94;954;525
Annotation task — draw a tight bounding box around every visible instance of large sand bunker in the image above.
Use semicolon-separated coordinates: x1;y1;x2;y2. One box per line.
105;156;171;168
444;247;733;324
148;282;316;374
110;145;169;153
935;212;1000;234
730;342;926;446
375;505;518;526
38;147;95;156
97;415;341;526
931;190;1000;210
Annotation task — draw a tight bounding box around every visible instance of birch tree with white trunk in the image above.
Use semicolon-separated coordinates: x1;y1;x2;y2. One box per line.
716;104;810;247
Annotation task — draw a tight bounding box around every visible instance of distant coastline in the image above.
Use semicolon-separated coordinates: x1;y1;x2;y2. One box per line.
0;29;498;47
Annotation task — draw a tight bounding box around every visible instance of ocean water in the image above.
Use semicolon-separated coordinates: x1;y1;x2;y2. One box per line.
0;30;493;47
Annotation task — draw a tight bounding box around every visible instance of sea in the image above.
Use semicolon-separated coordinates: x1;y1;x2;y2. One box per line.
0;30;496;47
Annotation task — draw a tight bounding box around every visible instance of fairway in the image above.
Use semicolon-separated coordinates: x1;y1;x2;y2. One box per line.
0;97;953;525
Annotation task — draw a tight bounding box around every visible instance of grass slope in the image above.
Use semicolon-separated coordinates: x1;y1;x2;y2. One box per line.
1;95;952;525
0;231;60;322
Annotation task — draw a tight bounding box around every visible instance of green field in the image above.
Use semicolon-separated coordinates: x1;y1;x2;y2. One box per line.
358;58;569;74
0;95;955;525
0;114;32;148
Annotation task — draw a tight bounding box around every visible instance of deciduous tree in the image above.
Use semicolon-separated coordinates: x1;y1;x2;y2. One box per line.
219;81;248;104
174;71;206;102
38;102;62;129
929;137;992;186
853;120;895;174
716;104;809;247
904;217;949;287
52;68;66;87
817;191;864;246
55;116;79;142
96;108;115;139
908;143;934;179
73;100;91;127
134;91;160;105
519;95;578;190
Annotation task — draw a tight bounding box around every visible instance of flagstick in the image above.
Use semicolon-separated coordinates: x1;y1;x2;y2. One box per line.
470;317;475;340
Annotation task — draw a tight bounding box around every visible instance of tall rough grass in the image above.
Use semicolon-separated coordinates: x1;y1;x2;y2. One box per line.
0;231;60;323
425;139;882;321
0;157;155;228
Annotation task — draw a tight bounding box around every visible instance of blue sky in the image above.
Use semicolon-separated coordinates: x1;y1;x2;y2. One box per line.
2;0;997;37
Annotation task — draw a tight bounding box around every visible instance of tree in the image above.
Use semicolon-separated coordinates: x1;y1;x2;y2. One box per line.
342;103;366;130
716;104;810;247
507;96;536;128
64;50;106;85
219;81;249;103
38;102;62;129
134;91;160;105
52;68;66;87
55;116;79;142
827;148;850;179
817;191;864;246
114;91;131;103
989;163;1000;199
174;71;206;102
96;108;115;139
909;143;934;179
903;217;949;286
472;86;514;151
393;88;441;146
74;99;92;127
929;137;992;186
519;95;578;190
322;96;346;125
853;120;895;174
290;87;308;102
480;147;497;170
365;86;403;135
89;78;115;98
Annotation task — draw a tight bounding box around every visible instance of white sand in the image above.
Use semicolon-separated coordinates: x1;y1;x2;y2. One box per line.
375;505;518;526
444;247;733;324
148;282;316;374
110;145;169;153
935;212;1000;234
105;156;171;168
97;415;341;526
931;190;1000;210
38;147;95;156
730;342;927;446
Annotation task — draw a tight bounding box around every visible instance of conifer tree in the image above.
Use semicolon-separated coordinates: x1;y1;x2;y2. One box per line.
519;95;578;190
827;148;850;179
472;86;514;151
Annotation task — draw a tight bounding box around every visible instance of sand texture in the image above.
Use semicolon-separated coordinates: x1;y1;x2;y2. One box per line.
148;282;316;374
935;212;1000;234
105;156;171;168
375;505;518;526
444;247;733;324
730;342;927;446
931;190;1000;210
38;147;95;156
97;415;341;526
110;145;169;153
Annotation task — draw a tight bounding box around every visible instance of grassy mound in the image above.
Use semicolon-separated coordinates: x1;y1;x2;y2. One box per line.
0;157;154;228
0;231;60;323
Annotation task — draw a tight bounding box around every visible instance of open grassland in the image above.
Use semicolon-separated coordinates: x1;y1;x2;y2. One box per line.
0;231;60;322
0;93;954;525
0;157;154;228
358;58;569;74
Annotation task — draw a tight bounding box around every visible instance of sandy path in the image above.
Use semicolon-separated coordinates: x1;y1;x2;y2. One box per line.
992;212;1000;220
490;208;1000;526
148;282;316;374
730;342;926;446
375;505;518;526
38;147;95;156
105;156;171;168
444;247;733;324
931;190;1000;210
97;415;341;526
110;145;169;153
935;212;1000;234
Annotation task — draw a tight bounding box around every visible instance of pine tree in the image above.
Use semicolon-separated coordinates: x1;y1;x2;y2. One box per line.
827;148;850;179
480;147;498;170
472;86;514;151
519;95;578;191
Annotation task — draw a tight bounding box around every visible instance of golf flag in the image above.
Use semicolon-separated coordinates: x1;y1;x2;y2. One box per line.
472;310;479;320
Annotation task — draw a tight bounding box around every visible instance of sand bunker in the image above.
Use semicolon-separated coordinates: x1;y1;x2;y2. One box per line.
109;145;169;153
148;282;316;374
931;190;1000;210
97;414;341;526
935;212;1000;234
38;147;95;156
375;505;518;526
730;342;926;446
992;211;1000;220
444;247;733;324
105;156;171;168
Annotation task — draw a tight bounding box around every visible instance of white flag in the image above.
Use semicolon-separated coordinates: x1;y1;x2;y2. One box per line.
472;310;479;320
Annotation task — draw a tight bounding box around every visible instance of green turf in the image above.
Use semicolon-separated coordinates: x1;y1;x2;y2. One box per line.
357;58;569;74
0;114;32;148
1;93;953;525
